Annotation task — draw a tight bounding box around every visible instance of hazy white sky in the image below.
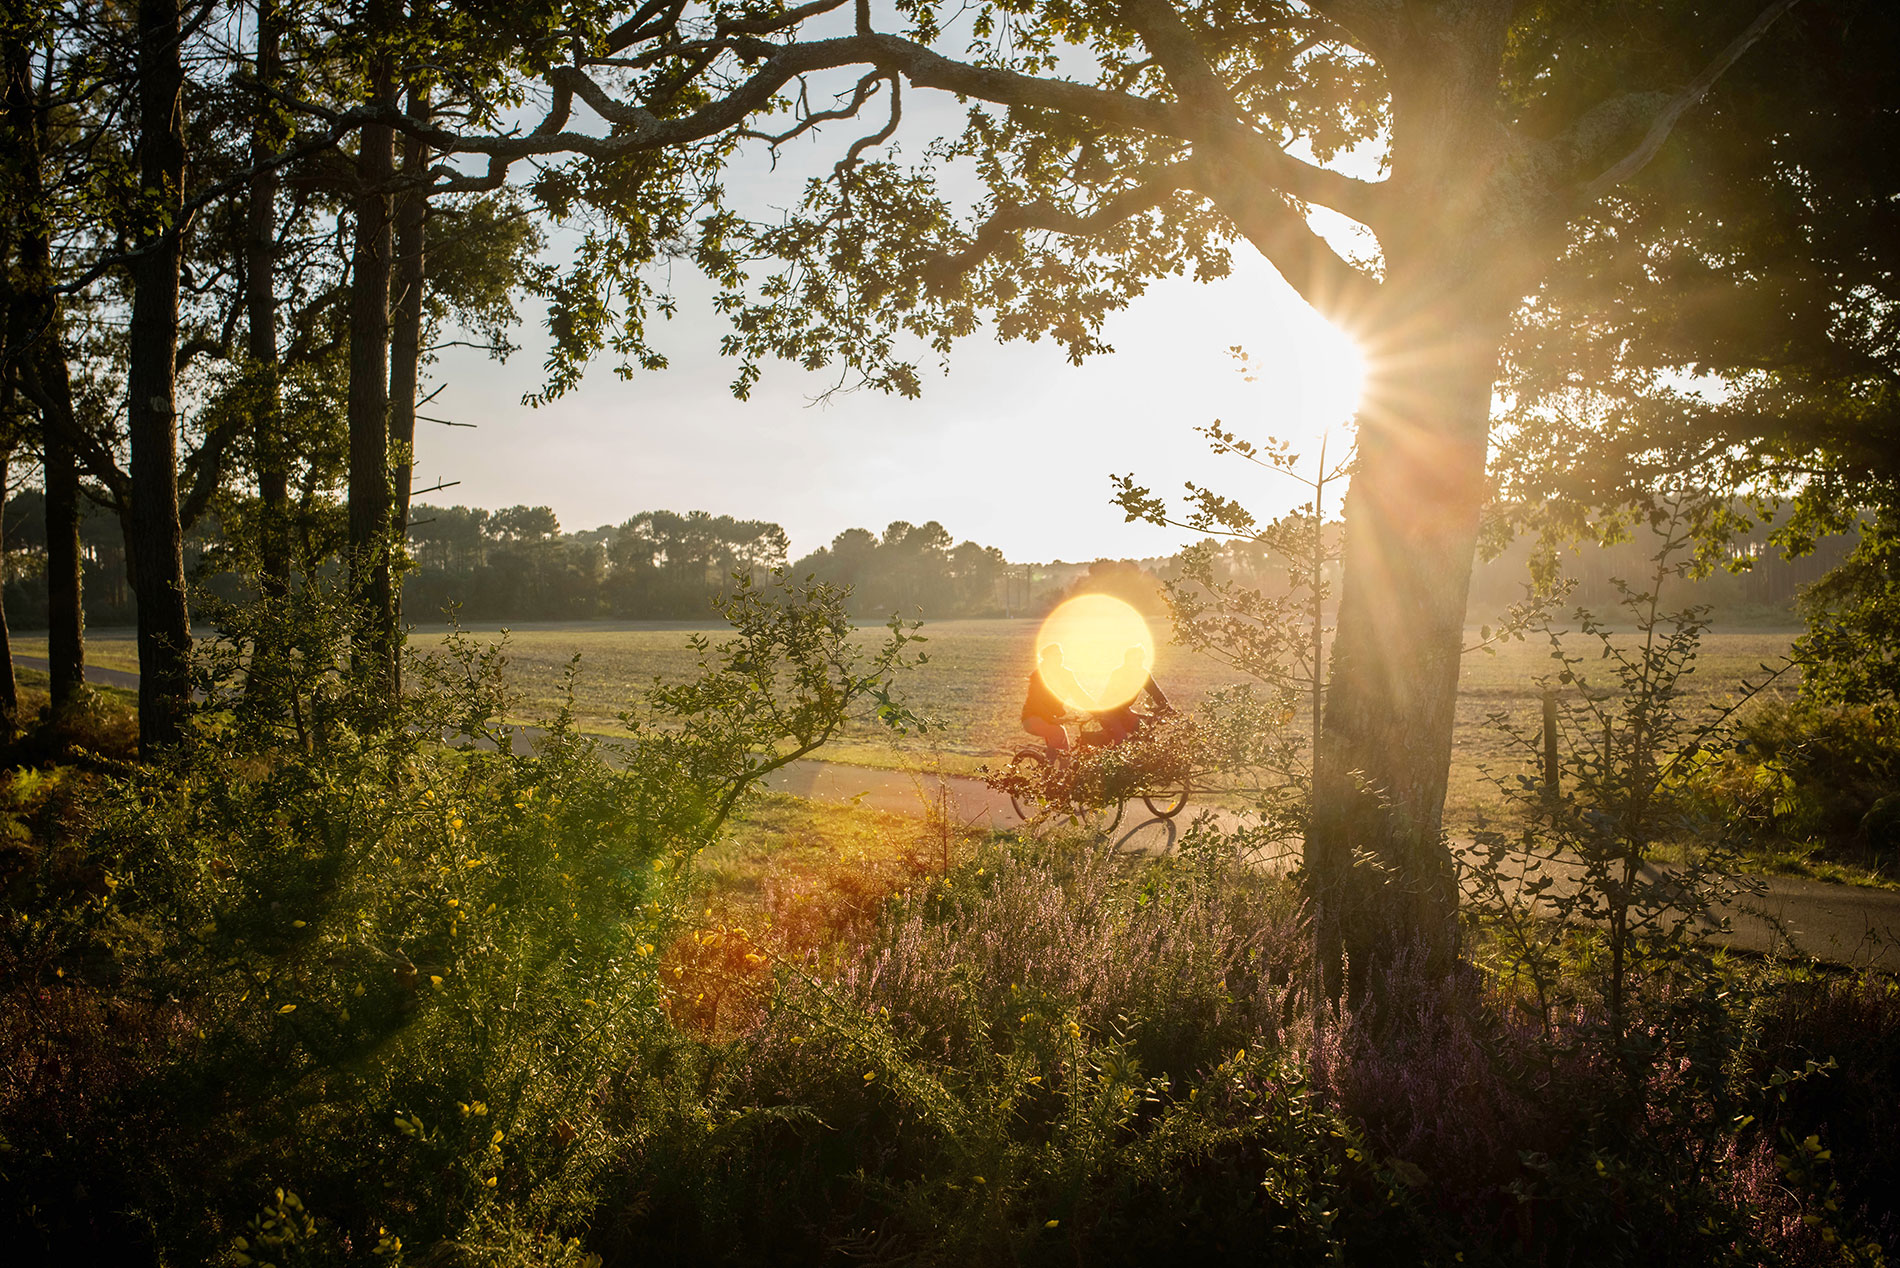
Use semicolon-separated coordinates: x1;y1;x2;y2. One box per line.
417;54;1373;565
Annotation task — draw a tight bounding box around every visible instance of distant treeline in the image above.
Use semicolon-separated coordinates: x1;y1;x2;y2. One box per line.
404;506;1028;621
0;492;1859;631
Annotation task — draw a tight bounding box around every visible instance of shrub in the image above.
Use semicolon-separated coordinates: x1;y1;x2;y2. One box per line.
1684;698;1900;852
600;837;1441;1266
0;572;920;1266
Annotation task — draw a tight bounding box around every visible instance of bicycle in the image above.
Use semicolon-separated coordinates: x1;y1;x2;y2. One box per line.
1003;711;1191;828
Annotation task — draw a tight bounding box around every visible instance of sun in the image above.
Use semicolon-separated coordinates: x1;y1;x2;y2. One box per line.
1034;594;1155;711
1292;318;1368;434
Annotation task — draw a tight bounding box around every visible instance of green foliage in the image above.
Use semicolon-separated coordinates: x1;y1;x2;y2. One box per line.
1464;497;1770;1038
602;836;1425;1265
0;635;677;1262
626;569;930;835
1683;698;1900;858
0;569;919;1264
1493;2;1900;710
1797;510;1900;711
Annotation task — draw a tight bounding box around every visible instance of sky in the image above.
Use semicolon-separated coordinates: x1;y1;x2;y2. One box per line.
415;46;1375;567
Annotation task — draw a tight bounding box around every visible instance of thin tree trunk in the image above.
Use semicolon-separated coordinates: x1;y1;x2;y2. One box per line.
1308;293;1507;996
5;35;85;720
388;81;429;695
0;441;17;744
42;372;85;714
346;8;397;716
127;0;192;751
249;0;288;599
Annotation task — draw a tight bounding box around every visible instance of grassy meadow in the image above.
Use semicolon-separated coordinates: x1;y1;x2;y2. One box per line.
17;616;1801;824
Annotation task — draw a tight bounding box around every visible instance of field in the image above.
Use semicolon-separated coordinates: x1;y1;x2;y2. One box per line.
15;616;1800;823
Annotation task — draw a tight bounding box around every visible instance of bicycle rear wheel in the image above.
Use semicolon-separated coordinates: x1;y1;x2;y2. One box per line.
1142;781;1190;820
1071;796;1127;835
1008;747;1051;821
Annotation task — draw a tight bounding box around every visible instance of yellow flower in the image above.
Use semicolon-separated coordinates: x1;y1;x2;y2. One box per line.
277;1003;297;1014
1044;1219;1059;1229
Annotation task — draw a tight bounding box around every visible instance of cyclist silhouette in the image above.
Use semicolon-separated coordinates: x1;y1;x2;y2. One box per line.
1095;646;1172;744
1021;643;1094;751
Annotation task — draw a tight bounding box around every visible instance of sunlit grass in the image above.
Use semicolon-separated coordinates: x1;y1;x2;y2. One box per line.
13;617;1801;824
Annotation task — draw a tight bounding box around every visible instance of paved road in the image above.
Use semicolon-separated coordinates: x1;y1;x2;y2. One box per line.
14;655;141;692
765;759;1900;970
20;654;1896;969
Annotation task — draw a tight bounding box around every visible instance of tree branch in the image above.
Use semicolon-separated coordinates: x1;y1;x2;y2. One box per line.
1186;155;1382;320
926;161;1209;288
1581;0;1805;201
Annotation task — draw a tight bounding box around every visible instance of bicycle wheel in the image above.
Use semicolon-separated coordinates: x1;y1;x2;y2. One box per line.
1142;780;1190;820
1007;747;1051;822
1072;795;1127;835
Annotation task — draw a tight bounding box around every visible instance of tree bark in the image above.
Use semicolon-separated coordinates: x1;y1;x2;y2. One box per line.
249;0;288;600
5;32;86;721
127;0;192;751
388;81;429;695
1307;277;1513;996
0;441;16;745
347;10;397;716
1295;7;1546;996
41;368;85;715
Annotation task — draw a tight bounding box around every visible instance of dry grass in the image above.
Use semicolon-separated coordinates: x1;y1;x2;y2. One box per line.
663;791;992;1037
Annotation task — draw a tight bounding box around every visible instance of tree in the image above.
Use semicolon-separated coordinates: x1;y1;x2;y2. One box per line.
1490;1;1898;711
495;0;1805;980
2;5;88;722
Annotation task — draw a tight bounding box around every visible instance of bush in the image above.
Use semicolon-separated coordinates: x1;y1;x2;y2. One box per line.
0;572;919;1266
1;640;679;1264
1684;698;1900;852
600;837;1444;1266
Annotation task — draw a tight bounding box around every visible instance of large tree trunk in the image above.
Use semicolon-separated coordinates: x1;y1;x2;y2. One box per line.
1308;280;1511;995
1297;6;1544;995
249;0;288;600
346;18;397;716
5;34;86;721
126;0;192;751
388;82;429;695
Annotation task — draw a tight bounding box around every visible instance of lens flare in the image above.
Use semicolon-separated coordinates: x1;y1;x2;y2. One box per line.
1033;594;1155;711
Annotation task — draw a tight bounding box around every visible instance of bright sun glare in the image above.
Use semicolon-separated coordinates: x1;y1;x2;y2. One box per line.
1289;319;1368;435
1034;594;1155;711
